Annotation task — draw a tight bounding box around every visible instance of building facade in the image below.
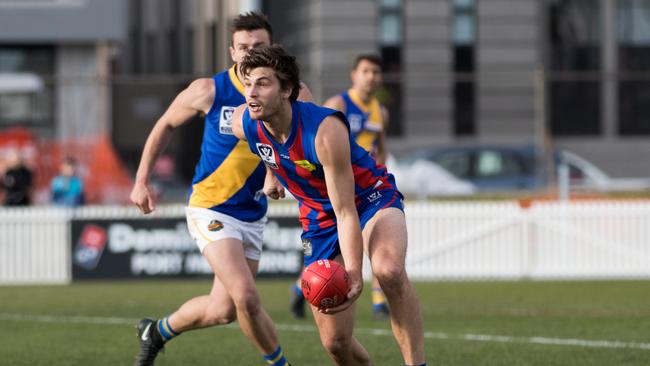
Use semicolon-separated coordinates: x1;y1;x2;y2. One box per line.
267;0;650;177
2;0;649;180
0;0;127;140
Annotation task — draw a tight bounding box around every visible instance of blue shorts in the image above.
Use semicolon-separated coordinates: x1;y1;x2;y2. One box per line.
301;188;404;266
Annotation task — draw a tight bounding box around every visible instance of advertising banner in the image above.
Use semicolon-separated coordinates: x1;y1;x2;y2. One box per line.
71;217;303;279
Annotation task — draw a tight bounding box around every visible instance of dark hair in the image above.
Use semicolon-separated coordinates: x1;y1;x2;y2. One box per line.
63;156;77;166
240;45;301;101
353;54;383;70
231;12;273;43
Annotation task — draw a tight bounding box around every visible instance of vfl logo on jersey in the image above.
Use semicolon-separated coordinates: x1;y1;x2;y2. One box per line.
348;114;363;133
256;143;278;169
365;119;383;132
219;106;235;135
293;160;316;172
207;219;224;232
367;191;382;203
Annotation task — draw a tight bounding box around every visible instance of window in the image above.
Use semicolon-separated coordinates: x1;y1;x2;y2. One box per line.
0;46;54;130
618;0;650;135
378;0;403;136
548;0;601;136
451;0;475;136
475;151;523;178
433;151;471;179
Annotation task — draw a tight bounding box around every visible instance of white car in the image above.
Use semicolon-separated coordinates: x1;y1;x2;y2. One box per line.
386;154;476;199
560;151;650;192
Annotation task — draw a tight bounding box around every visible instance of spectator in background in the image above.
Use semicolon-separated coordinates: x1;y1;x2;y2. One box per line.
1;149;33;206
51;156;84;207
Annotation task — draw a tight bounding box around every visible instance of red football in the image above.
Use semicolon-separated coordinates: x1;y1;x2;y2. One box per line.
301;259;349;309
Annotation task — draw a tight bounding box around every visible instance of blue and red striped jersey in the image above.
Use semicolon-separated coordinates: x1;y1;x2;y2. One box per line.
242;101;397;231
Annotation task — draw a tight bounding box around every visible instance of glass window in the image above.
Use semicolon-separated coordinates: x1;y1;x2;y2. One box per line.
451;0;476;136
476;151;523;178
453;14;475;45
434;152;471;179
548;0;601;136
379;14;401;46
618;0;650;46
477;151;502;176
379;0;403;136
0;46;54;130
453;0;474;10
381;0;401;10
618;0;650;135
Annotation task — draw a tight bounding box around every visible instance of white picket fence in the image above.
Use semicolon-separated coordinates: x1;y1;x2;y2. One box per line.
2;201;650;284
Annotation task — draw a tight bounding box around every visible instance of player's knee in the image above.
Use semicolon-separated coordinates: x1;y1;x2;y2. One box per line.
232;287;262;316
321;334;352;357
373;260;406;289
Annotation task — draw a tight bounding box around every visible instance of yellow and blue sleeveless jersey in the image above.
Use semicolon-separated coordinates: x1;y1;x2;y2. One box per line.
340;89;384;155
187;65;266;222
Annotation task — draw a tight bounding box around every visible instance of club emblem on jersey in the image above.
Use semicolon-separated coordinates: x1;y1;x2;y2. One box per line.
219;106;236;135
302;238;312;256
256;143;279;169
348;114;363;133
368;191;382;203
293;160;316;172
207;219;224;232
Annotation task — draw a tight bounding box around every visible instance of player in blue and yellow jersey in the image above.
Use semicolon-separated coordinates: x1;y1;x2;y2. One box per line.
130;13;308;366
325;54;388;165
229;45;426;366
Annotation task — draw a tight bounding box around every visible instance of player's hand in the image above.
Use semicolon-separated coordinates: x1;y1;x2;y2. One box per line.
130;181;156;214
263;176;285;200
322;270;363;314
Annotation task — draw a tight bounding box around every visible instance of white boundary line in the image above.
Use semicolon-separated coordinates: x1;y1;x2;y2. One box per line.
1;313;649;351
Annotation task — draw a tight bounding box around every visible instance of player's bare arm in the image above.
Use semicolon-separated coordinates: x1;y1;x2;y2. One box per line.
315;115;364;313
130;78;216;214
297;81;315;102
375;105;389;165
322;94;346;113
263;166;285;200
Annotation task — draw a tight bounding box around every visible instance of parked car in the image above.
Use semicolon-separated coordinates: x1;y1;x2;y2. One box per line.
398;144;650;194
386;154;476;198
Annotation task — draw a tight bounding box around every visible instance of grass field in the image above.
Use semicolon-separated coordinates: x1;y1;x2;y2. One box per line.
1;279;649;365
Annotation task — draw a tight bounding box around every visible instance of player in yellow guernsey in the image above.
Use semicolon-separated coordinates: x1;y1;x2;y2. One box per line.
129;13;310;366
287;54;391;320
327;54;388;165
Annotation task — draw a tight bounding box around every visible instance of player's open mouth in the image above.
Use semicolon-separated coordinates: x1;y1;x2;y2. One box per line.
248;102;262;112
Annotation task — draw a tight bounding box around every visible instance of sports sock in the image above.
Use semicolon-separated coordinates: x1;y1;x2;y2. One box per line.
292;280;304;299
157;316;180;342
405;364;427;366
264;345;289;366
372;287;387;307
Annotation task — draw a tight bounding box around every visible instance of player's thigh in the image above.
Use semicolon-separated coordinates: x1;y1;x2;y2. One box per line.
310;301;356;348
186;207;262;293
362;207;408;266
202;238;259;301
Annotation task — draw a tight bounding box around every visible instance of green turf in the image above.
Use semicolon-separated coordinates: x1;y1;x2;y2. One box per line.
1;280;649;365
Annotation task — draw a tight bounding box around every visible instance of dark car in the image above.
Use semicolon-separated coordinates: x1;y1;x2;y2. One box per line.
400;144;548;192
400;144;650;194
